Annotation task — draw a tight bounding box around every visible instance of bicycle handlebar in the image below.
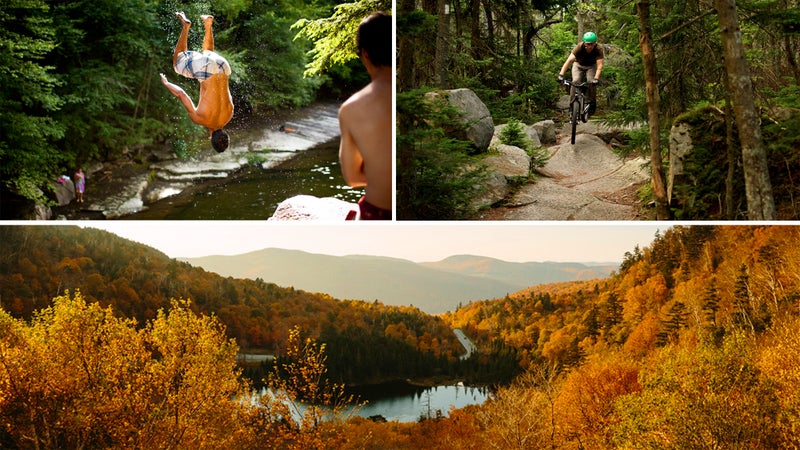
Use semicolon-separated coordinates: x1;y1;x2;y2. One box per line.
561;79;598;87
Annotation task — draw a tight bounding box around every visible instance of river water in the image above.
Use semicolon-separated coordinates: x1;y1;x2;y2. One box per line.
78;102;362;219
123;141;364;220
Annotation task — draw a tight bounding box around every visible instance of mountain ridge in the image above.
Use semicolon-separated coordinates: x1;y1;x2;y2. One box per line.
181;249;618;314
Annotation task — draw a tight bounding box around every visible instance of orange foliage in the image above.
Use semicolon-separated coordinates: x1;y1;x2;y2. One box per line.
622;312;660;357
556;354;641;448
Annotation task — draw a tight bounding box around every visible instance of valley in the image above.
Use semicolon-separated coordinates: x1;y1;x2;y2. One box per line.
4;225;800;448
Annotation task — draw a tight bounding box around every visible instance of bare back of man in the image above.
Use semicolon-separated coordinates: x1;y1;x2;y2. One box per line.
338;74;392;212
338;12;393;218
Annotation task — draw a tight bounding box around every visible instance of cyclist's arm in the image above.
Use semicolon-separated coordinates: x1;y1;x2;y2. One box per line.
559;54;576;77
595;58;604;80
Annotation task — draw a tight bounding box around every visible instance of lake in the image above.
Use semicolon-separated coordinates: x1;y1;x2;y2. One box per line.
257;381;490;424
347;381;491;422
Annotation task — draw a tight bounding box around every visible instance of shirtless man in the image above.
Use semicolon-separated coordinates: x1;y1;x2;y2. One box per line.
338;12;392;220
160;12;234;153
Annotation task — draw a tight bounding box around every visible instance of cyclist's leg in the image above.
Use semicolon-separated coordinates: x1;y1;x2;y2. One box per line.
586;65;598;114
571;63;586;84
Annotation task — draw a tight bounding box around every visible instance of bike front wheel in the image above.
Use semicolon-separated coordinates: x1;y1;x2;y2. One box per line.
570;100;580;144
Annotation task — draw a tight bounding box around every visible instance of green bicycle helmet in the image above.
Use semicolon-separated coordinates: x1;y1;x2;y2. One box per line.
583;31;597;43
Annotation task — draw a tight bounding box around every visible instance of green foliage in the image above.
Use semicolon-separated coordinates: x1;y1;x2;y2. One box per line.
762;80;800;109
499;119;550;171
2;0;363;204
51;0;167;163
499;119;528;149
665;105;800;220
669;106;745;219
0;0;66;198
229;0;325;111
293;0;391;77
763;113;800;218
397;89;490;220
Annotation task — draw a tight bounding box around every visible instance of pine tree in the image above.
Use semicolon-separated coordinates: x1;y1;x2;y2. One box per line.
657;301;689;345
733;264;755;333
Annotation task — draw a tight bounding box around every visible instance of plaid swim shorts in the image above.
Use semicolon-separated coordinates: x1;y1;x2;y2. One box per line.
174;50;231;82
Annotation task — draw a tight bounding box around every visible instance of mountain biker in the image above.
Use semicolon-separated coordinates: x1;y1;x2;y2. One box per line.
558;31;604;116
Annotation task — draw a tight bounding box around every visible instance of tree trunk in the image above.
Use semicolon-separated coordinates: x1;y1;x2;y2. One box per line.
436;0;451;89
482;0;494;52
714;0;776;220
636;1;671;220
470;0;481;61
397;0;416;91
785;34;800;85
576;4;587;43
722;73;737;219
420;0;438;87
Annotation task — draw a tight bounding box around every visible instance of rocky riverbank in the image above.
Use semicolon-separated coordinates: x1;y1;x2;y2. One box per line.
45;102;342;220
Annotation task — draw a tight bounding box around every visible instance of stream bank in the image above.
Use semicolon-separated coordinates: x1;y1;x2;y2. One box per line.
52;102;346;220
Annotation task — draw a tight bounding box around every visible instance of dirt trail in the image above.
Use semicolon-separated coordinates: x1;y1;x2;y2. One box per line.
481;122;651;221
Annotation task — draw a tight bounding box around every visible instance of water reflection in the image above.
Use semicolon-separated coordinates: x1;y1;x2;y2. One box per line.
348;383;491;423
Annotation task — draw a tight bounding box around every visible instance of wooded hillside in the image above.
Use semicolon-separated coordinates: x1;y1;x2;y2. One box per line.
423;225;800;448
0;225;464;385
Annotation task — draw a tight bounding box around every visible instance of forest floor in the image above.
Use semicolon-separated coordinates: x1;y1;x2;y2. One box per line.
478;120;653;221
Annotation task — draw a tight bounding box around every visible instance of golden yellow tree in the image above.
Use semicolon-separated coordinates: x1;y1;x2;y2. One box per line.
758;316;800;448
556;353;641;448
260;325;358;449
477;365;559;450
0;292;254;449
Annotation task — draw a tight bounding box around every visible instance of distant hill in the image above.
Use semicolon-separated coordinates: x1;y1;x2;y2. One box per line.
181;250;618;314
421;255;619;287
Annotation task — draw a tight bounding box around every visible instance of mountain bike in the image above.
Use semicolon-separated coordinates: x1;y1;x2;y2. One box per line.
561;79;595;145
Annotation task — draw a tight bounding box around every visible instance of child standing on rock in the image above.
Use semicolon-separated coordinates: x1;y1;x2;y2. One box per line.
74;168;85;204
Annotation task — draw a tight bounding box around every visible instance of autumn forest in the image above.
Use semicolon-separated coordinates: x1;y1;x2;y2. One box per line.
3;225;800;448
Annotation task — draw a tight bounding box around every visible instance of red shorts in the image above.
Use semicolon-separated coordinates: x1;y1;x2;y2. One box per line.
358;197;391;220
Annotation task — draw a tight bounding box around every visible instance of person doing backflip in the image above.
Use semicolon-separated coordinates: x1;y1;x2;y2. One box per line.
160;12;234;153
558;31;604;116
338;12;392;220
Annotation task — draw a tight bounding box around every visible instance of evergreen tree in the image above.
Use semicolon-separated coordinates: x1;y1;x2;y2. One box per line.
733;264;755;333
657;301;689;345
702;279;720;328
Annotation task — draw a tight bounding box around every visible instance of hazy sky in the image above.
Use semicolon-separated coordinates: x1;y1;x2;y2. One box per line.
79;222;664;263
